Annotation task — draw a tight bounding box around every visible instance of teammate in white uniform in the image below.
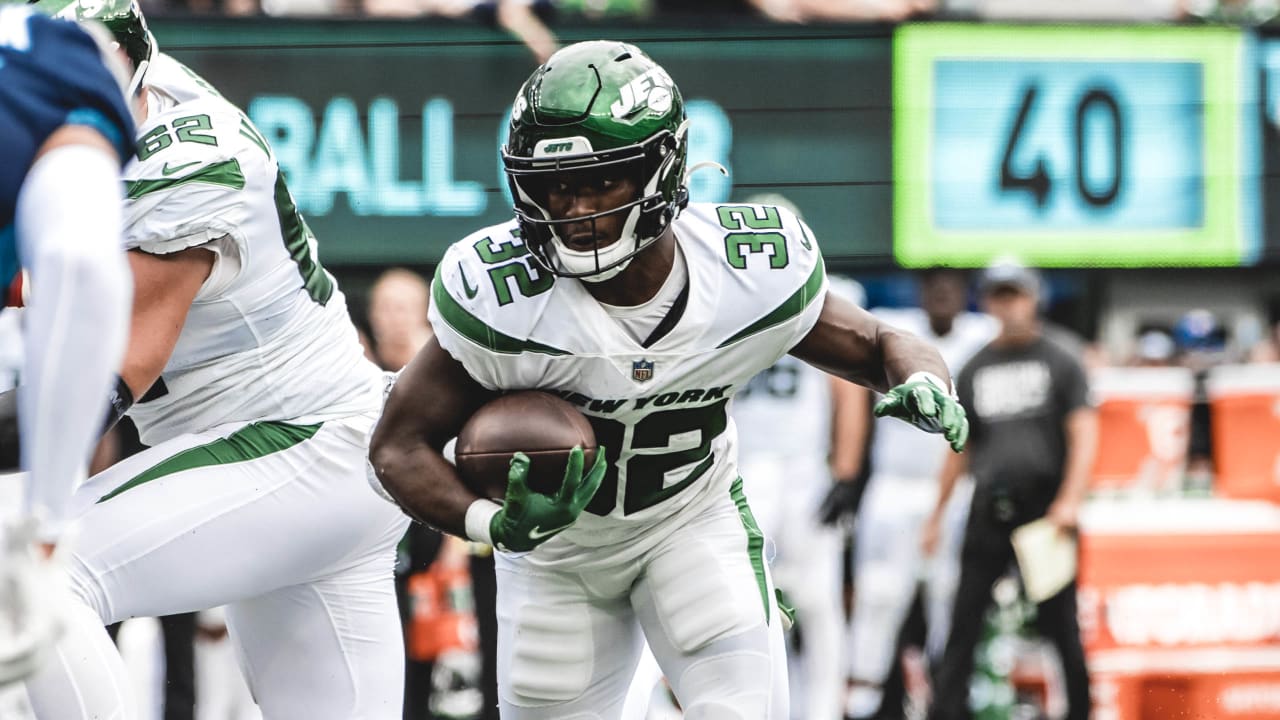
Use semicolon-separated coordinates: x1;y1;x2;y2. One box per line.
370;42;969;720
846;269;996;720
733;277;867;720
22;2;408;717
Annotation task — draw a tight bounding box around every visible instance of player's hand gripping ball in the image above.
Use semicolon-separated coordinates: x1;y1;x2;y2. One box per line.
488;447;606;552
455;392;607;552
874;372;969;453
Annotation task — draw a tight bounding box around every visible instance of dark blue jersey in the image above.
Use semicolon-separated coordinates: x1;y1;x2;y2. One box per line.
0;6;135;286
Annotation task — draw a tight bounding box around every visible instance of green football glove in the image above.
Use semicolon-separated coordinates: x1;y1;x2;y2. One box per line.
489;445;607;553
873;372;969;453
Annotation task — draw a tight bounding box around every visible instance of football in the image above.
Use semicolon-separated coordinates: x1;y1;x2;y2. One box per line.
455;391;598;500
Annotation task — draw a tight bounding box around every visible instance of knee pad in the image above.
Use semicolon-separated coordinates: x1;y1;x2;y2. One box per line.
505;601;594;705
676;650;773;720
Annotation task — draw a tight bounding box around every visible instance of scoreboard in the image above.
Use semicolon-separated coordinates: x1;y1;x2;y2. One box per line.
894;24;1262;268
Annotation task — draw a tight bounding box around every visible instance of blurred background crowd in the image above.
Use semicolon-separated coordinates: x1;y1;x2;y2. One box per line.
134;0;1280;40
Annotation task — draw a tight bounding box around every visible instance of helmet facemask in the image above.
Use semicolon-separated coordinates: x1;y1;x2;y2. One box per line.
505;123;688;283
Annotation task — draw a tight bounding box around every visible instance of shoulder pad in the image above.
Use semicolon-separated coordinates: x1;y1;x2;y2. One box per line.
124;99;266;202
430;221;563;357
680;203;827;349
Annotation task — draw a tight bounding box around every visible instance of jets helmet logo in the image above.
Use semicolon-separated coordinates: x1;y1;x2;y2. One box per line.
631;359;655;383
610;67;675;120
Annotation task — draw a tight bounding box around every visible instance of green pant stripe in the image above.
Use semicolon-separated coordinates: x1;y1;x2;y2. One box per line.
729;476;770;625
98;421;322;504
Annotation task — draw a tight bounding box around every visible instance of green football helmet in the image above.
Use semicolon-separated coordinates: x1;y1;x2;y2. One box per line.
502;41;689;281
29;0;155;98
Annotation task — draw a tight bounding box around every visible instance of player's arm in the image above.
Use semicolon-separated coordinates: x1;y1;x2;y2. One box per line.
817;375;870;525
368;337;494;538
791;290;948;392
790;290;968;451
118;247;214;398
0;221;220;473
16;124;132;544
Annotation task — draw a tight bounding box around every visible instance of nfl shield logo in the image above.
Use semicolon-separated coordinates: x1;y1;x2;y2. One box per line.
632;359;655;383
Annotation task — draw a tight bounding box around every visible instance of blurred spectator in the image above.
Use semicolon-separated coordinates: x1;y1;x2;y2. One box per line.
749;0;934;22
557;0;650;18
1183;0;1279;23
1174;308;1229;372
361;0;558;63
1249;327;1280;363
1174;309;1229;493
950;0;1182;20
368;268;433;372
846;269;995;720
1249;299;1280;363
1132;329;1177;367
924;258;1095;720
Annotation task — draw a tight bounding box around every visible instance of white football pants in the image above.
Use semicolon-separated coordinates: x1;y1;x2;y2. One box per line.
497;478;789;720
740;456;844;720
25;412;409;720
846;473;972;717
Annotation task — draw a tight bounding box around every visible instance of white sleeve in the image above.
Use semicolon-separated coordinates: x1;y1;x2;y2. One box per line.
16;144;132;543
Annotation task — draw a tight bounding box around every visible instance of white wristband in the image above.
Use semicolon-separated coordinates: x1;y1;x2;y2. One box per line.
464;499;501;546
905;370;955;398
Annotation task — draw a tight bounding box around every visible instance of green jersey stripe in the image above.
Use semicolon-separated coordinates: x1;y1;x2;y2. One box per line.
431;264;569;357
716;258;826;349
98;421;322;504
730;476;770;625
126;158;246;200
239;118;270;158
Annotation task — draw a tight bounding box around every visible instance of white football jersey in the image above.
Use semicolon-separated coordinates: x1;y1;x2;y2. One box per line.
429;203;827;551
121;55;382;446
870;308;997;480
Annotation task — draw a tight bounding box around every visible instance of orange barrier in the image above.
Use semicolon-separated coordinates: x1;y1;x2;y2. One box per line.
1089;367;1194;495
1079;499;1280;720
1207;364;1280;503
405;560;479;663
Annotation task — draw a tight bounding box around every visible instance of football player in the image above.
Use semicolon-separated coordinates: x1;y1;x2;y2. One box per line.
0;4;134;685
846;269;996;720
370;42;968;720
17;1;409;717
732;276;868;720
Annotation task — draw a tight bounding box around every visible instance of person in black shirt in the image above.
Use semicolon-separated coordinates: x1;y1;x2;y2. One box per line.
922;259;1096;720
